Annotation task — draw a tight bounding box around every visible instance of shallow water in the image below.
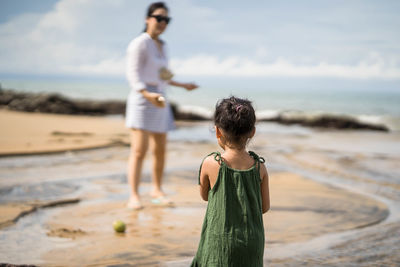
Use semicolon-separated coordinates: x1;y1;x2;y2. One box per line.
165;124;400;266
0;208;73;265
261;127;400;266
0;123;399;266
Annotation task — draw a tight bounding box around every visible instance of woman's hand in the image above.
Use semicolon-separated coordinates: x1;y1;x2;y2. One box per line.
183;83;198;91
168;80;199;91
140;90;166;108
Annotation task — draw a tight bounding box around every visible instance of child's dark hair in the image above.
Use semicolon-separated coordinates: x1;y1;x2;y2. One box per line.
214;96;256;146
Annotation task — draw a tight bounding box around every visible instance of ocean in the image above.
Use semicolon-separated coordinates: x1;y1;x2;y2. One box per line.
1;77;400;131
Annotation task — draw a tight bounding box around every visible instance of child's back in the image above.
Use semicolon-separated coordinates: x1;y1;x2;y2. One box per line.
191;96;270;267
191;151;266;266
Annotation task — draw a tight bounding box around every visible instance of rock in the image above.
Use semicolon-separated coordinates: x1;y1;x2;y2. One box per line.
170;103;209;121
0;89;209;120
0;264;38;267
0;89;388;131
0;89;124;115
260;114;389;132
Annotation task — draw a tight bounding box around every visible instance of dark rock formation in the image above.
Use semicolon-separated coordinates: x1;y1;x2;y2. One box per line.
0;89;389;131
260;114;389;132
0;89;208;120
0;264;38;267
170;103;209;121
0;89;125;115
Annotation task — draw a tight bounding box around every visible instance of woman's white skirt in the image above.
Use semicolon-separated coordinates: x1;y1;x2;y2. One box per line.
125;85;176;133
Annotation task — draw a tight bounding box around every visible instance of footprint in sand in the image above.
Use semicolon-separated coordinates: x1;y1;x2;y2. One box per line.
51;131;93;137
47;228;86;239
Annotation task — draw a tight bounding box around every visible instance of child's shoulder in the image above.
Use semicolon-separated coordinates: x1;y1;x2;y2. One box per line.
201;152;221;170
203;152;220;164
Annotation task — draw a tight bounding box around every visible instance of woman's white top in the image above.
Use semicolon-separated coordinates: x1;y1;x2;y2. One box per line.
126;32;169;91
125;32;175;133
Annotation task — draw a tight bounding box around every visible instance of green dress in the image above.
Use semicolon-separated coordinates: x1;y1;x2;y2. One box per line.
191;151;266;267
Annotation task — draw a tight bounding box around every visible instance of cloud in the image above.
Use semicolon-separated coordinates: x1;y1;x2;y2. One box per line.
56;51;400;80
170;53;400;79
0;0;399;81
0;0;137;76
69;56;125;76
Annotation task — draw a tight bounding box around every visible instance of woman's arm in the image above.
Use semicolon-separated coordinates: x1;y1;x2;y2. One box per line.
127;39;164;108
126;39;147;92
168;80;198;91
139;89;165;108
260;164;270;213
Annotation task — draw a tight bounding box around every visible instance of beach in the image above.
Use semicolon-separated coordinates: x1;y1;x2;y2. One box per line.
0;109;400;266
1;0;400;265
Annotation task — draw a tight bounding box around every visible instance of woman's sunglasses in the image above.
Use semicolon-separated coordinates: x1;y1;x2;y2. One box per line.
150;15;171;24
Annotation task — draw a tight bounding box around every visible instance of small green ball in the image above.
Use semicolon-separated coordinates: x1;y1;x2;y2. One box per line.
113;220;126;233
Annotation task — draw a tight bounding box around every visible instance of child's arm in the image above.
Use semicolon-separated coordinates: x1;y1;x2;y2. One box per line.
260;163;270;213
199;157;212;201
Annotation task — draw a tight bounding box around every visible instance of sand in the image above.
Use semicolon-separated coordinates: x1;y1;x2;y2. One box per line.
0;109;397;266
0;109;129;155
34;172;386;266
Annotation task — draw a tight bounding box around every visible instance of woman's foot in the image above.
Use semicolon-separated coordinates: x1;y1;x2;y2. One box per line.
150;191;173;206
151;191;174;206
127;196;143;210
151;195;174;205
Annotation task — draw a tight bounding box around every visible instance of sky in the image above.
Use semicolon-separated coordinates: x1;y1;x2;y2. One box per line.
0;0;400;86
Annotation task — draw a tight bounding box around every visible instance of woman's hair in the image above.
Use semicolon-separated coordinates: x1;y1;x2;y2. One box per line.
214;96;256;146
143;2;169;32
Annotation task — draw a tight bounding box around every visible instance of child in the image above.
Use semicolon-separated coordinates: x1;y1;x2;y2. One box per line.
191;96;270;267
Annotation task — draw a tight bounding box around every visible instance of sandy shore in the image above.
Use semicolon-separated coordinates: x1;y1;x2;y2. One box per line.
37;172;386;266
0;110;398;266
0;109;130;155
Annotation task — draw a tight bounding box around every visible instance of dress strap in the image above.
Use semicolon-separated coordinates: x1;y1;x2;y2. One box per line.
248;151;265;173
211;151;222;164
198;152;222;185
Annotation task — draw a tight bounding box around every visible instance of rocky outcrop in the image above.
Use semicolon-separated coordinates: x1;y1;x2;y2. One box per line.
0;89;208;120
0;89;389;131
260;114;389;132
0;89;125;115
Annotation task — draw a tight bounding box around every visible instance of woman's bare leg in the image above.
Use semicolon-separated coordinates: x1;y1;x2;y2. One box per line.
127;129;149;207
149;132;167;198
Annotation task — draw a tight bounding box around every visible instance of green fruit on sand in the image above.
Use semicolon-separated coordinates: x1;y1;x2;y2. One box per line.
113;220;126;233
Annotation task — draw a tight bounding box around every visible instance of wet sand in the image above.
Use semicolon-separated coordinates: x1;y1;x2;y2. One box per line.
38;173;387;266
0;110;399;266
0;109;129;155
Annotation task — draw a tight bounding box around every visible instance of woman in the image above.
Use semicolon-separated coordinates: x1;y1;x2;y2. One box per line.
126;2;198;210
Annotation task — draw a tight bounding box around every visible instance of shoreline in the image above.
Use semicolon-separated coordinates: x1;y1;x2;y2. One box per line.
0;88;390;132
0;109;393;157
1;107;399;266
